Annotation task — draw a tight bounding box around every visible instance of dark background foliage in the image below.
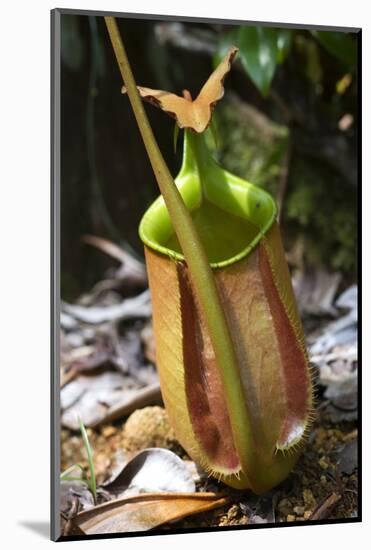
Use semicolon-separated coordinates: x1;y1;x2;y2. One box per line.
60;15;358;300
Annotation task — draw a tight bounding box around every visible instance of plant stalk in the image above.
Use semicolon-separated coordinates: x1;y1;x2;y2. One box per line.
104;16;260;489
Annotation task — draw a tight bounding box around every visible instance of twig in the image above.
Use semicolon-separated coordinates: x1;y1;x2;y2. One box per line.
90;382;162;427
82;234;147;284
308;492;341;521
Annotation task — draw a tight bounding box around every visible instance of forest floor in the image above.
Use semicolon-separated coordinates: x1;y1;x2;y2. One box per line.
60;403;358;533
59;237;358;537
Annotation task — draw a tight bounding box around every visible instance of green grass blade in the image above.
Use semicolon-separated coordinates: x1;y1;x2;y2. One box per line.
60;463;85;480
78;417;97;502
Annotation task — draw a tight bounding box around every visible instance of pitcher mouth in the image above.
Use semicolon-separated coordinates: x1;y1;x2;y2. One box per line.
139;133;277;268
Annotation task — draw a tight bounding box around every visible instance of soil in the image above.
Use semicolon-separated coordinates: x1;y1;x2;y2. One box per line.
61;400;358;530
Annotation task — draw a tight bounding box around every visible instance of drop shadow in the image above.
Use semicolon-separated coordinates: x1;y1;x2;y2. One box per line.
18;521;50;539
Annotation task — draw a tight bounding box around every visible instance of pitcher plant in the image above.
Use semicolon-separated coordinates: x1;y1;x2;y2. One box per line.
105;17;314;494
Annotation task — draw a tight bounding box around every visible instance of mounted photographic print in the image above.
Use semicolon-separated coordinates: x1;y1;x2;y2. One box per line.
51;8;361;541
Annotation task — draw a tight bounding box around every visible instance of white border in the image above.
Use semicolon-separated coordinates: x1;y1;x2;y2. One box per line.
1;1;368;547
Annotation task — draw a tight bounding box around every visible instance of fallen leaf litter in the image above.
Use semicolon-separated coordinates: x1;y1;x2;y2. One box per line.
60;238;358;533
61;404;358;530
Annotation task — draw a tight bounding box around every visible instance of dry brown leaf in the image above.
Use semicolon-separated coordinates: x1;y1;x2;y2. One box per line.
61;373;161;430
122;47;238;133
102;448;196;497
62;289;151;324
73;492;228;534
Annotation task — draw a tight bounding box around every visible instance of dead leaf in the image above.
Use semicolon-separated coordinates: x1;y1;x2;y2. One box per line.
61;312;79;330
61;371;161;430
326;403;358;424
122;47;238;133
61;371;139;428
336;439;358;475
62;344;112;373
183;460;204;484
61;494;85;537
306;283;358;422
73;492;228;534
60;481;95;515
111;327;143;375
62;289;151;324
335;284;357;311
292;267;342;317
324;371;357;411
309;312;357;356
103;448;196;497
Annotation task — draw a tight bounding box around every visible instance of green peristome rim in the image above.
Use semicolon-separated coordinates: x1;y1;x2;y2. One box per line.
139;130;277;269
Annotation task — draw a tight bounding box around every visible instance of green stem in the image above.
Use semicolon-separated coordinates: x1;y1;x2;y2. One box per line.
104;17;259;489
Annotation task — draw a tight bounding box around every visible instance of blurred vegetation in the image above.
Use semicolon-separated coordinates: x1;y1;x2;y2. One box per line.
60;15;358;299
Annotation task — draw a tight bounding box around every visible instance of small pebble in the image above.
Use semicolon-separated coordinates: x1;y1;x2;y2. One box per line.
102;426;116;438
319;456;329;470
226;505;239;521
122;406;179;453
